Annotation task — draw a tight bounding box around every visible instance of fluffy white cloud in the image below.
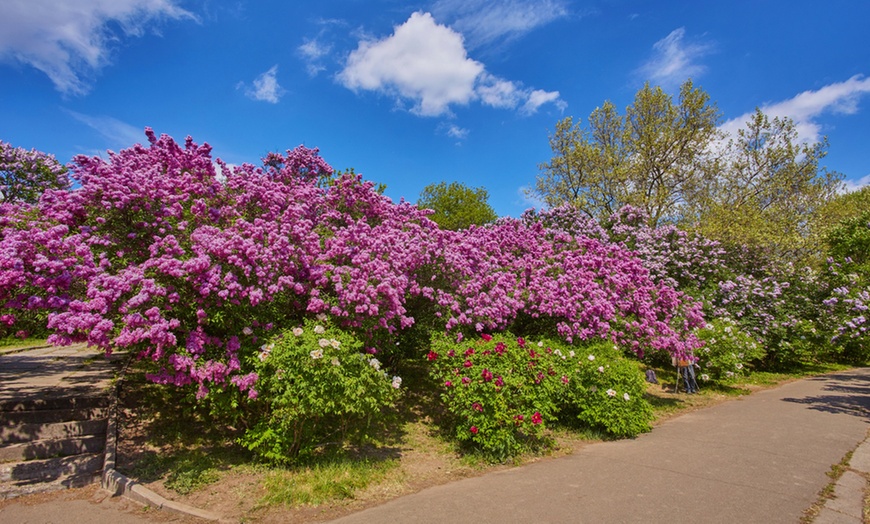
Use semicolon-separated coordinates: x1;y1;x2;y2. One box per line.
446;124;469;140
432;0;569;49
638;27;711;88
338;12;563;117
522;89;566;115
477;74;523;109
243;65;285;104
0;0;195;95
721;75;870;144
339;12;484;116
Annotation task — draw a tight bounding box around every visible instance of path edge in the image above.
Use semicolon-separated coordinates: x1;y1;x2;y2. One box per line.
100;356;231;523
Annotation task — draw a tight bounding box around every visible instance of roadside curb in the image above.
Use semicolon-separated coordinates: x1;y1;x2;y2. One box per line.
814;431;870;523
100;357;231;523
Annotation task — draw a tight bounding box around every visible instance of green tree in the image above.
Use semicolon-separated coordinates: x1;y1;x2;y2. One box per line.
418;181;498;230
816;185;870;238
695;110;843;265
531;80;720;226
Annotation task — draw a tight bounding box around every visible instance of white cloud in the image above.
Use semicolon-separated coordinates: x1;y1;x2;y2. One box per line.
338;12;564;117
64;110;145;149
446;124;469;140
477;74;523;109
298;37;332;77
517;185;546;211
0;0;196;95
841;174;870;193
522;89;566;115
721;75;870;144
432;0;568;49
638;27;712;88
242;65;285;104
339;12;484;116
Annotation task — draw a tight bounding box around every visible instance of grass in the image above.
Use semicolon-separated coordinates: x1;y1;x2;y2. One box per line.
642;361;854;424
0;336;47;349
130;448;237;495
258;458;401;507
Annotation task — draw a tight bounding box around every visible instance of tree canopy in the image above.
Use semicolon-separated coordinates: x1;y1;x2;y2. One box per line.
532;80;844;266
418;181;498;230
531;80;719;227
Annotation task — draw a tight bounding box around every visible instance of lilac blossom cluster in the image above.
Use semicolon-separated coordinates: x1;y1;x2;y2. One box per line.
0;130;705;395
530;205;726;291
0;140;70;205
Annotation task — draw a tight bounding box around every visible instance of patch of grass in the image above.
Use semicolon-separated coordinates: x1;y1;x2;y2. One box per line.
0;336;47;349
258;458;400;507
130;447;245;495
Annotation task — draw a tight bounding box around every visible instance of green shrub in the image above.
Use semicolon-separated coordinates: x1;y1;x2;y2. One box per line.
562;342;653;438
428;332;558;461
428;333;653;461
240;318;401;464
695;318;766;382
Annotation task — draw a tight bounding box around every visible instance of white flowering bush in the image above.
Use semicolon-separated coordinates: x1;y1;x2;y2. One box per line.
561;342;653;438
695;319;766;383
240;318;401;463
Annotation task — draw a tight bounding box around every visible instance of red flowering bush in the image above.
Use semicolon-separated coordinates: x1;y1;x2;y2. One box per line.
428;333;653;460
428;333;562;460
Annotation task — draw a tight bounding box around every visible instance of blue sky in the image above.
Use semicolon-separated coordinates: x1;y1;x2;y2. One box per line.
1;0;869;217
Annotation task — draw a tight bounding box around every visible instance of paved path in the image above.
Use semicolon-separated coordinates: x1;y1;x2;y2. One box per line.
330;368;870;524
0;344;123;404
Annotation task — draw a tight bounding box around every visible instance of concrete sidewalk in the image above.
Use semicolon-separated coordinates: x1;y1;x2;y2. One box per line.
0;344;123;403
330;368;870;524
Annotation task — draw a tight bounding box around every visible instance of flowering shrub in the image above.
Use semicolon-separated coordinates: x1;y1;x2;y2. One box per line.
694;319;765;382
562;342;653;438
428;333;653;460
530;205;726;293
0;140;69;204
240;319;400;463
436;220;706;358
819;211;870;363
427;333;560;461
0;130;705;406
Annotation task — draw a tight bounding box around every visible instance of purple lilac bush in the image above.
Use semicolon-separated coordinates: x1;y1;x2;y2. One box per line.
0;130;708;398
0;140;69;205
